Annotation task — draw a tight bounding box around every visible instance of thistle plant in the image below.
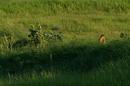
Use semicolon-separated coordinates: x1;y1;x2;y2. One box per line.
3;34;9;50
9;33;16;51
0;34;9;53
28;24;45;46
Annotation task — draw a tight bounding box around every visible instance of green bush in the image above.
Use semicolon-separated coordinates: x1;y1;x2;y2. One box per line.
28;24;63;46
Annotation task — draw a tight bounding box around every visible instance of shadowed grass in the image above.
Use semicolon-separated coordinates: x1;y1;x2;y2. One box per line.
4;54;130;86
0;39;130;74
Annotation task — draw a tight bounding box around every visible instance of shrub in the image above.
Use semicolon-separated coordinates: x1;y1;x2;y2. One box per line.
28;24;63;46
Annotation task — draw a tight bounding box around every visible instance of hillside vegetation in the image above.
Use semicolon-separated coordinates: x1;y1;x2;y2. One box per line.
0;0;130;86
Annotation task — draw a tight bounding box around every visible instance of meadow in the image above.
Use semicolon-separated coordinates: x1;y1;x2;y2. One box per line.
0;0;130;86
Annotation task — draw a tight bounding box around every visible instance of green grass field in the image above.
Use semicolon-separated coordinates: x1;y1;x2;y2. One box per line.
0;0;130;86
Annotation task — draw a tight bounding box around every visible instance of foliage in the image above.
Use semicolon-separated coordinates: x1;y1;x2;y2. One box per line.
28;24;44;45
28;24;63;46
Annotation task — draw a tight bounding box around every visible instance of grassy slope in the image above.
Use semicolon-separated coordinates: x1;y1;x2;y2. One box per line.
0;0;130;86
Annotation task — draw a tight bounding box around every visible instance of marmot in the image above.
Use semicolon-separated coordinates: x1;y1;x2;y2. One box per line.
99;34;105;43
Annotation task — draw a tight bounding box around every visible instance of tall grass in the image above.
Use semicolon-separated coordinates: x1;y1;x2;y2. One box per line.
4;55;130;86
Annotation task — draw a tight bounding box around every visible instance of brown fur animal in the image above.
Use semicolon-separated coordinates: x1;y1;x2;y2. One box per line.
99;34;105;43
